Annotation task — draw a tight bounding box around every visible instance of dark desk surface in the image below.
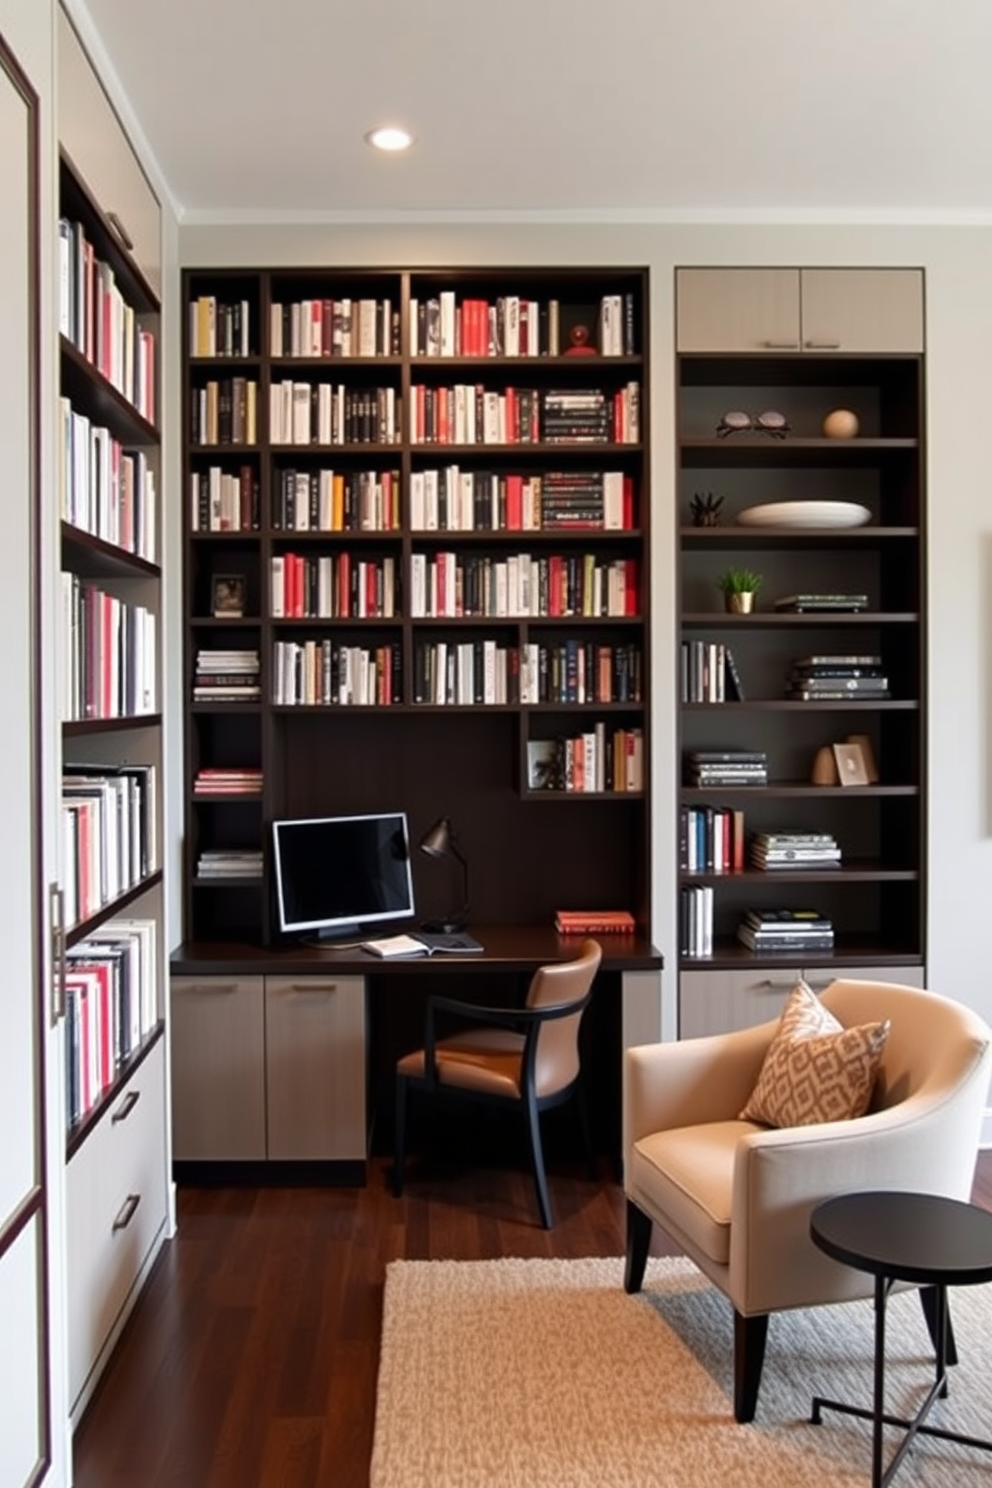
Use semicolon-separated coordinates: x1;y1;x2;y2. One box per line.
811;1191;992;1287
171;925;664;978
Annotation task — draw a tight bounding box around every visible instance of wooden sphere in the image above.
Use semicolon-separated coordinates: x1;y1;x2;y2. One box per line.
822;408;860;440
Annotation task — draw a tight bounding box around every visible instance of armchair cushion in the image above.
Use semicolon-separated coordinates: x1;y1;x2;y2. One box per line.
740;980;890;1128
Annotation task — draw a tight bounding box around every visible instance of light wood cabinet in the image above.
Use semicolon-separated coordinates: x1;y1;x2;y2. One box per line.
170;973;368;1163
680;964;926;1039
65;1037;168;1418
676;267;923;354
169;976;266;1160
265;975;367;1159
57;6;161;296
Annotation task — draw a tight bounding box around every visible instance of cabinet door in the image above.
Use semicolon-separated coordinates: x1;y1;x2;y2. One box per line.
169;976;265;1159
800;269;924;353
265;975;367;1160
680;964;926;1038
57;7;161;297
676;268;800;352
66;1039;167;1414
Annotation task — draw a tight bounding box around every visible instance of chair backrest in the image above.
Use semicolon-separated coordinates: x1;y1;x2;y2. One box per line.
526;938;602;1096
821;978;992;1197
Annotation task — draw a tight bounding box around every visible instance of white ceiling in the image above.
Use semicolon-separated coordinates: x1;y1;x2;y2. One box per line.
76;0;992;223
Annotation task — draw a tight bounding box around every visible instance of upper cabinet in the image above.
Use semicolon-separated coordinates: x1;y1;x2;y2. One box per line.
676;267;924;355
57;7;161;298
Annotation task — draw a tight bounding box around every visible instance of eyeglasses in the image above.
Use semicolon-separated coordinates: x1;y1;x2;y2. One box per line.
716;410;790;439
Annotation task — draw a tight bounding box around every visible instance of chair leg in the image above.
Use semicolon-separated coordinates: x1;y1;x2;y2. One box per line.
733;1311;769;1423
623;1199;652;1294
919;1284;958;1368
524;1090;554;1229
392;1075;408;1197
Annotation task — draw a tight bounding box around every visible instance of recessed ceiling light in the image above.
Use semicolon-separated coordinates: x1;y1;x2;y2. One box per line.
366;126;414;153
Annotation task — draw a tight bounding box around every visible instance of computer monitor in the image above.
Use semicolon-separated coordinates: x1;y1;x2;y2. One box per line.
271;811;415;941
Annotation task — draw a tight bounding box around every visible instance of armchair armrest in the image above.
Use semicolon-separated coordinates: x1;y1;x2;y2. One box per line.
624;1021;775;1152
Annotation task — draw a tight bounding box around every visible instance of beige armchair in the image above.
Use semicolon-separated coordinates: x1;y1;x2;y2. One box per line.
623;979;992;1422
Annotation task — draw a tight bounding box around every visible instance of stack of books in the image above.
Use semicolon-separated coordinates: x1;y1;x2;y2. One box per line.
193;767;263;796
193;648;261;701
196;849;264;880
684;750;767;787
736;908;834;953
540;389;611;444
774;594;868;613
750;831;841;870
786;655;889;701
554;908;636;935
680;885;713;957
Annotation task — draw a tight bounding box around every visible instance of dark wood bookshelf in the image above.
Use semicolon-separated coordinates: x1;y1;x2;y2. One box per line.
181;266;652;947
676;300;926;993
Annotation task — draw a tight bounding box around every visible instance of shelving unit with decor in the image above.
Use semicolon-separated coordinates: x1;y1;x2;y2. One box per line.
675;266;927;1038
181;266;652;948
56;102;168;1419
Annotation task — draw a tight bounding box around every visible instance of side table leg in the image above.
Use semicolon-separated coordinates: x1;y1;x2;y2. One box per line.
872;1274;888;1488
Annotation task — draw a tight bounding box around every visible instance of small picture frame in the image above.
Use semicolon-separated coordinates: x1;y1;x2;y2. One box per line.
833;741;869;788
527;738;562;791
212;573;245;618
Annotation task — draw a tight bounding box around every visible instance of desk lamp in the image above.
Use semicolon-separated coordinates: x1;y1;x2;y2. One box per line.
419;817;469;932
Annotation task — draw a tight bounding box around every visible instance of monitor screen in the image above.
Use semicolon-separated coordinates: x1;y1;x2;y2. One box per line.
272;811;415;939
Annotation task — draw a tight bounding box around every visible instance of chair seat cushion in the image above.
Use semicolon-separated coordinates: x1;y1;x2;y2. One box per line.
740;980;890;1128
630;1120;763;1264
397;1029;526;1097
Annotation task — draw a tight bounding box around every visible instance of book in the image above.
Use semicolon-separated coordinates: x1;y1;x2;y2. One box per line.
555;909;635;934
774;594;868;612
361;931;484;957
361;934;429;958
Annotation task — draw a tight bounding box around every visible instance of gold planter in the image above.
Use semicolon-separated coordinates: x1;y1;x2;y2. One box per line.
726;591;755;614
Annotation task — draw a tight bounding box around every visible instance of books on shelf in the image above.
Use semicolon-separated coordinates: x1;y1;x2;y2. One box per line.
192;767;263;795
406;293;635;359
679;885;713;957
196;849;264;878
774;594;868;612
680;804;746;874
736;908;834;953
684;750;768;787
750;831;842;869
194;649;260;701
555;909;636;935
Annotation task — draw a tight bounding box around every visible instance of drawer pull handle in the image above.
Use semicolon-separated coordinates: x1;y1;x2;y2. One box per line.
112;1090;141;1124
762;340;799;350
112;1193;141;1232
804;339;841;350
106;210;134;251
287;982;337;993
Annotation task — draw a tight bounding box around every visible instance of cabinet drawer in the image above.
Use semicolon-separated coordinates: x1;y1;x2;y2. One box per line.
57;8;161;298
66;1037;167;1408
680;964;925;1038
265;975;367;1160
170;975;265;1160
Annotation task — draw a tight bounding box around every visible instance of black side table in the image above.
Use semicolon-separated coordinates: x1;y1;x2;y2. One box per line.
810;1191;992;1488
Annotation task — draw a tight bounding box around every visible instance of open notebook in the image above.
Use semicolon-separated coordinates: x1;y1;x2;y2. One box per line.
361;930;483;958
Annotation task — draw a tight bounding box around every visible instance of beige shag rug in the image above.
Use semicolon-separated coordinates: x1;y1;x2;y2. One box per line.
370;1255;992;1487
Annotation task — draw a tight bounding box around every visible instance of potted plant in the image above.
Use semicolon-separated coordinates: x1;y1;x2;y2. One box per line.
716;566;762;614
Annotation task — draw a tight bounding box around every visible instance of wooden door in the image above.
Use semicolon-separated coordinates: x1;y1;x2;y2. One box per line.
801;268;924;352
676;267;800;352
0;33;55;1488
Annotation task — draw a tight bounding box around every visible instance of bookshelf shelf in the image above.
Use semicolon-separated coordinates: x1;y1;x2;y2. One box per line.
182;265;651;944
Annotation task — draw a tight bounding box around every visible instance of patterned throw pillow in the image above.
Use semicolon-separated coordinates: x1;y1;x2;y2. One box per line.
740;980;890;1127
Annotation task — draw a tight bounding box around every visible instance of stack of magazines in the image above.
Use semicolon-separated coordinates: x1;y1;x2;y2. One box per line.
786;655;889;701
737;908;834;953
750;831;841;869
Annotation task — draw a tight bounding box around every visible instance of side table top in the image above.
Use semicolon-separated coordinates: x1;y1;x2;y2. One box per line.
811;1191;992;1286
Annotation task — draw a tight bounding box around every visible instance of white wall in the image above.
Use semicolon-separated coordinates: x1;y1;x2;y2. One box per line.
176;218;992;1033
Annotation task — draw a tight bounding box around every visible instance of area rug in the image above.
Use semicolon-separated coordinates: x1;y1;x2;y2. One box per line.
370;1255;992;1487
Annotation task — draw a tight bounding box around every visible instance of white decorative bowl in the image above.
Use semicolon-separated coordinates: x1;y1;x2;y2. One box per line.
736;500;872;529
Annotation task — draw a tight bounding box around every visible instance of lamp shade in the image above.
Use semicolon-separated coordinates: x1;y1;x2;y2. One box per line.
420;817;453;859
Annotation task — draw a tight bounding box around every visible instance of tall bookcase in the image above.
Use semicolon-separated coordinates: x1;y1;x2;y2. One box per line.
675;267;926;1037
56;132;168;1417
181;267;651;948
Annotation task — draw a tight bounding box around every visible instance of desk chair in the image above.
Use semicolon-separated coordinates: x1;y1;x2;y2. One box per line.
393;938;602;1228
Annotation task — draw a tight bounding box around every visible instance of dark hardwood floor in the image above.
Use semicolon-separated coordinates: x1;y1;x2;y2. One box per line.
72;1146;992;1488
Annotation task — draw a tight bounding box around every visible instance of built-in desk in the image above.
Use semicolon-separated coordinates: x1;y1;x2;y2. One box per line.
170;927;663;1182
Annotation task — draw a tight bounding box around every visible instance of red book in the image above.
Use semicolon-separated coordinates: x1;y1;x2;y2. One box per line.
505;473;523;530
